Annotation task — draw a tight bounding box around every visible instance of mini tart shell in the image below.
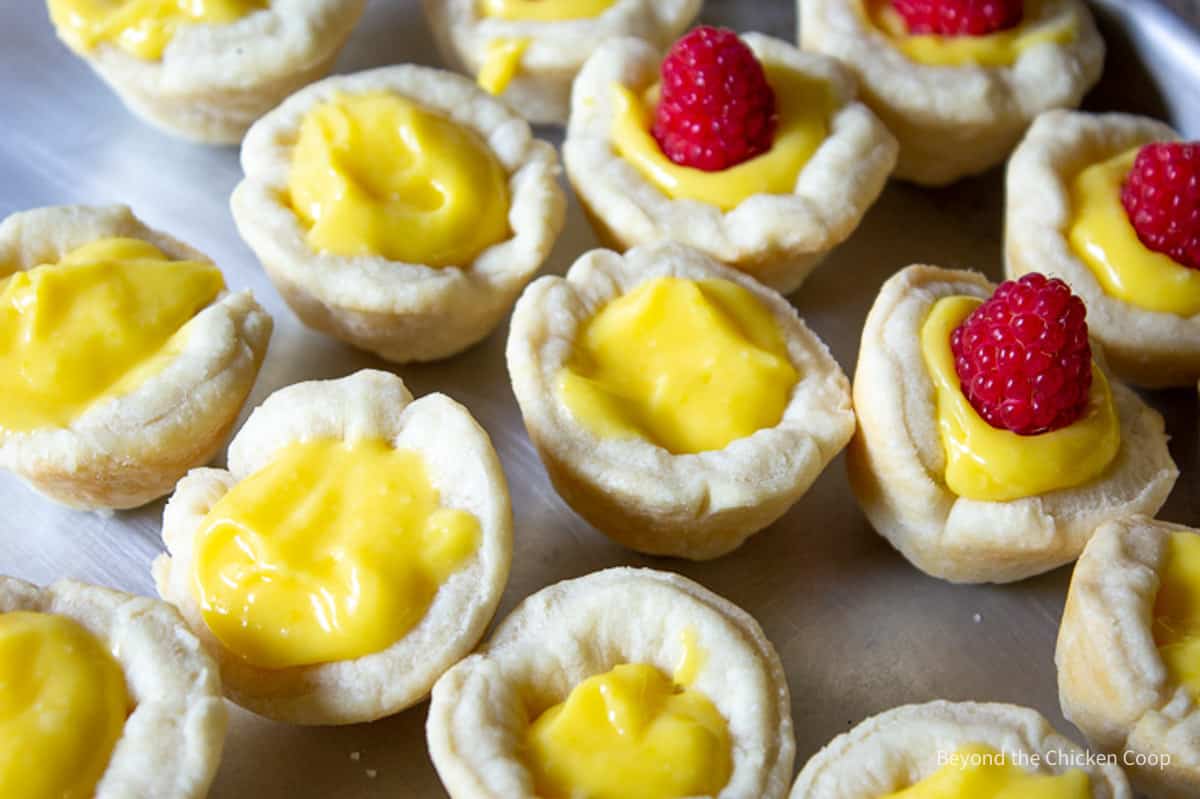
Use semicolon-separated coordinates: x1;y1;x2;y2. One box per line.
231;65;566;364
424;0;701;125
563;33;898;296
845;264;1177;584
0;575;227;799
799;0;1104;186
1006;110;1198;388
506;242;856;560
154;369;513;725
427;567;795;799
790;700;1130;798
50;0;366;144
0;205;272;512
1057;516;1200;799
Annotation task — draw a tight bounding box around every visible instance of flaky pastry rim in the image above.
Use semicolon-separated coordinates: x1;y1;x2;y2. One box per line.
0;204;272;510
154;369;513;725
790;700;1130;798
1056;515;1200;796
1005;109;1199;387
232;64;565;316
846;264;1177;583
427;567;795;799
506;241;855;559
53;0;366;95
562;33;898;293
424;0;700;75
0;575;227;799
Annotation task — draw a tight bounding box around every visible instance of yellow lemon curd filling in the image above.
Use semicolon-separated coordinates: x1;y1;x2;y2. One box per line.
557;276;798;455
475;0;618;94
526;628;731;799
192;438;480;670
0;611;129;799
882;745;1091;798
47;0;264;61
0;237;224;434
1152;532;1200;700
287;91;511;267
920;296;1119;502
478;38;530;95
480;0;616;22
611;63;833;211
864;0;1077;68
1068;147;1200;317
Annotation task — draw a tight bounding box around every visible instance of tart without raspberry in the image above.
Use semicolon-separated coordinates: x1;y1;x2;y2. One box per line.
46;0;367;144
847;264;1176;583
791;700;1130;798
1058;516;1200;799
423;0;701;125
800;0;1104;186
1007;110;1200;387
563;29;897;295
506;242;855;560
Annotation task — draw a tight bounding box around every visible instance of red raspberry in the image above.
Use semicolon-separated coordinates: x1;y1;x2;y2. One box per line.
1120;141;1200;271
950;273;1092;436
891;0;1024;36
651;26;777;172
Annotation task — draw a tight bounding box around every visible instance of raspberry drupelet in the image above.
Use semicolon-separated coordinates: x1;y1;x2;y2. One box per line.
891;0;1025;36
951;273;1093;436
1121;141;1200;271
652;26;778;172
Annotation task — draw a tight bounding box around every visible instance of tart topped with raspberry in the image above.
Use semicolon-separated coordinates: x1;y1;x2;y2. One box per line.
564;27;897;295
847;264;1176;583
800;0;1104;185
422;0;700;125
1007;110;1200;387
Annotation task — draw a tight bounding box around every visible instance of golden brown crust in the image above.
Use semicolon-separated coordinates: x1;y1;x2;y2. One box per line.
155;370;513;725
0;205;272;511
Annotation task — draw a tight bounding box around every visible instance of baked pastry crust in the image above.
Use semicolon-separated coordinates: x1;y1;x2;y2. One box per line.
424;0;700;125
232;64;566;364
563;33;898;295
799;0;1104;186
1057;516;1200;799
846;264;1177;583
0;204;272;511
50;0;366;144
506;242;856;560
428;567;795;799
1006;110;1197;388
0;575;226;799
791;700;1130;798
154;369;513;725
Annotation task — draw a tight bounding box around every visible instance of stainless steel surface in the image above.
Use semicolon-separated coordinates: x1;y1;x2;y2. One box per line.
0;2;1197;796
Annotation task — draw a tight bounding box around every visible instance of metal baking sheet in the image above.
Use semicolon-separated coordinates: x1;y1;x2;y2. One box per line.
1;1;1197;796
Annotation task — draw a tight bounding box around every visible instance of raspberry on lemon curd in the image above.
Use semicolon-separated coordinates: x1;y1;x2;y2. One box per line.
1008;110;1200;387
800;0;1104;186
847;265;1177;583
563;26;898;295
